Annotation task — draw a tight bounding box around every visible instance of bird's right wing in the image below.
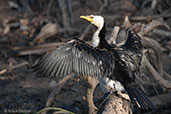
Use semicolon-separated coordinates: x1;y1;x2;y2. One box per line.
33;39;115;79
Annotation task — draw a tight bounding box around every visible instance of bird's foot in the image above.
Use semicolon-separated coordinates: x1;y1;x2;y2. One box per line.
116;91;130;101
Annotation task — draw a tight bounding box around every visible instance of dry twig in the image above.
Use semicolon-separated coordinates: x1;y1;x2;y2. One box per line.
0;62;29;75
13;42;64;55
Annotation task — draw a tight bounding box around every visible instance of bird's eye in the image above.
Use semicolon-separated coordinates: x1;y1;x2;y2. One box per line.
89;16;94;19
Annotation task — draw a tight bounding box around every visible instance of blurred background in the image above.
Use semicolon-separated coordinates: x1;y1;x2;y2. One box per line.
0;0;171;114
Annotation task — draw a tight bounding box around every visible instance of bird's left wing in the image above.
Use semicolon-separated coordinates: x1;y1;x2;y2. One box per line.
33;39;115;79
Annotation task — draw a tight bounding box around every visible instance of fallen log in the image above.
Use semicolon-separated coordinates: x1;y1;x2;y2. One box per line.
98;94;132;114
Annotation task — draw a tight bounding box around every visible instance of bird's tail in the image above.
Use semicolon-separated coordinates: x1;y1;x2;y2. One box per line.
126;87;156;112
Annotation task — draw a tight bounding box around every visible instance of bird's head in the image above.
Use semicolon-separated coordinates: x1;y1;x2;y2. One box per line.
80;15;104;29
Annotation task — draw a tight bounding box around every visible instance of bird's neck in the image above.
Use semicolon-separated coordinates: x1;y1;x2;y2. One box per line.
92;23;109;49
92;27;101;48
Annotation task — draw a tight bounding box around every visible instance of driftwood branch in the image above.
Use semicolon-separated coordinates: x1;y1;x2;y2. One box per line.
138;18;170;37
150;92;171;107
153;28;171;37
141;37;163;76
13;41;91;56
144;55;171;89
130;17;171;89
13;42;64;55
0;75;17;80
86;77;99;114
108;26;120;44
33;23;60;44
136;19;171;89
123;16;132;28
99;94;132;114
0;62;29;75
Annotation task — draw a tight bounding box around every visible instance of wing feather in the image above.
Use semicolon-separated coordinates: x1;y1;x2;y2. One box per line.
34;39;115;78
56;57;65;77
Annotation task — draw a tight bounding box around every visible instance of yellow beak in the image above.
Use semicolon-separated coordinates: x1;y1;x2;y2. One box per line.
80;15;93;22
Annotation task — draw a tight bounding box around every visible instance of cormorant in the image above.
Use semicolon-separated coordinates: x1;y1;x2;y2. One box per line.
80;15;156;111
34;15;156;111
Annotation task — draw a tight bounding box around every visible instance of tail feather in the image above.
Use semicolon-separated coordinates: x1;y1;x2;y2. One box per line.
136;88;155;110
127;87;156;111
130;88;146;109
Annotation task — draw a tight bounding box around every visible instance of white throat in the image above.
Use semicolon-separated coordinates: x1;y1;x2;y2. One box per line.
91;15;104;48
92;28;101;48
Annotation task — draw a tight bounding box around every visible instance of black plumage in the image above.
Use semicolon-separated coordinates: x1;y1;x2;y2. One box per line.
107;28;155;111
114;29;143;85
34;15;156;112
97;23;110;50
34;38;115;79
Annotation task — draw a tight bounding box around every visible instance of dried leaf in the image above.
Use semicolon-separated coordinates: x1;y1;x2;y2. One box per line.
29;28;36;38
34;23;59;43
3;26;10;35
22;31;29;36
20;19;29;26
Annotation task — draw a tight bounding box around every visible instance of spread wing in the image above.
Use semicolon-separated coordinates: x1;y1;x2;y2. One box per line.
33;39;115;78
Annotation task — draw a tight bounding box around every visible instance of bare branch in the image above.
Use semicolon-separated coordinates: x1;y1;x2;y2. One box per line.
153;29;171;37
108;26;120;44
99;94;132;114
144;55;171;89
151;0;157;9
150;92;171;107
33;23;60;44
138;19;170;37
141;37;163;76
123;16;132;28
0;62;29;75
13;42;64;55
86;77;99;114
